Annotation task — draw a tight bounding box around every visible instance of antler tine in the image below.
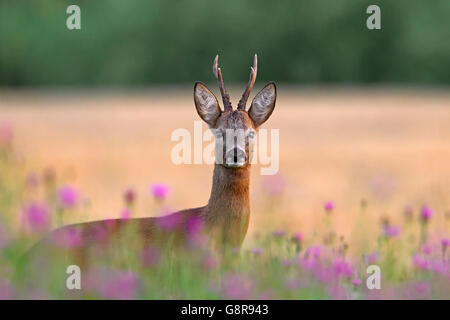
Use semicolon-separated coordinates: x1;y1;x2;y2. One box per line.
237;54;258;110
213;55;232;111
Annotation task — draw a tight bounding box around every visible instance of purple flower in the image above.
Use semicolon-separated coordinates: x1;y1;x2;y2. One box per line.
51;227;82;248
249;247;264;255
305;245;322;259
298;255;320;272
412;254;429;271
414;281;431;297
156;212;179;230
420;205;433;222
186;216;204;236
292;232;303;243
104;219;116;229
365;251;380;264
22;203;50;233
222;274;253;299
291;232;303;246
99;271;139;300
57;185;79;209
120;208;131;220
185;216;207;248
332;258;354;279
150;183;170;200
273;230;286;238
441;238;450;248
352;278;362;286
123;188;136;206
383;225;400;238
421;244;433;255
430;260;449;275
262;173;286;196
324;201;335;212
88;224;108;242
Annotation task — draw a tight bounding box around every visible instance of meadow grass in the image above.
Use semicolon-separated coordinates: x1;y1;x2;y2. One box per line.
1;92;450;300
0;131;449;300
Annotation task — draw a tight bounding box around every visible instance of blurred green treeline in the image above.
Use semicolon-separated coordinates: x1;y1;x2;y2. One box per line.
0;0;449;87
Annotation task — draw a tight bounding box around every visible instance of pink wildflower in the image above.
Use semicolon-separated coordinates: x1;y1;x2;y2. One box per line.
421;244;433;255
273;230;286;238
51;227;82;248
305;245;322;259
123;188;136;206
99;272;139;300
332;258;354;279
150;183;170;200
57;185;79;209
186;215;204;236
292;232;303;244
249;247;264;256
22;203;50;233
222;274;253;299
420;205;433;223
324;201;335;212
120;208;131;220
383;225;400;238
412;254;429;271
156;212;179;230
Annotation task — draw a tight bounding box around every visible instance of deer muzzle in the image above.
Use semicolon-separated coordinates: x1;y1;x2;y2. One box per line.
225;147;246;167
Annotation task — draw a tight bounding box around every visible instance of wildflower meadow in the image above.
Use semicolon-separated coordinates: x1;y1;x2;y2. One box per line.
0;116;449;300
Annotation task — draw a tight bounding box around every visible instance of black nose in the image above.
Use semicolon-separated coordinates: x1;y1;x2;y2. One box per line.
226;148;246;166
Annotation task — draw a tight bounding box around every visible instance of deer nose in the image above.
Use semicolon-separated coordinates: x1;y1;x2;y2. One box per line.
225;148;246;167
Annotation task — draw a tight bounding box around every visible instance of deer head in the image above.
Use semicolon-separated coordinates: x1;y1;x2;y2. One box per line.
194;54;277;168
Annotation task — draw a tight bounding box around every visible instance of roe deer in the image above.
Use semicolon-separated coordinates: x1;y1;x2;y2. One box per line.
30;54;277;264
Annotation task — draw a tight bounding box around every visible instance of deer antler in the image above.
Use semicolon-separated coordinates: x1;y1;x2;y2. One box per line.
237;54;257;110
213;55;232;111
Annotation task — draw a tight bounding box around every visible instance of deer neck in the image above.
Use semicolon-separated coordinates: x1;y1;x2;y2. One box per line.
203;164;251;247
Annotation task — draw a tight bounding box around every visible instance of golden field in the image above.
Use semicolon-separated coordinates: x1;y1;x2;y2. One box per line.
1;87;450;250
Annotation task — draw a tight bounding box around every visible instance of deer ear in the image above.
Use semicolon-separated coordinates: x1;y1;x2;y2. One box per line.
248;82;276;127
194;82;222;127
